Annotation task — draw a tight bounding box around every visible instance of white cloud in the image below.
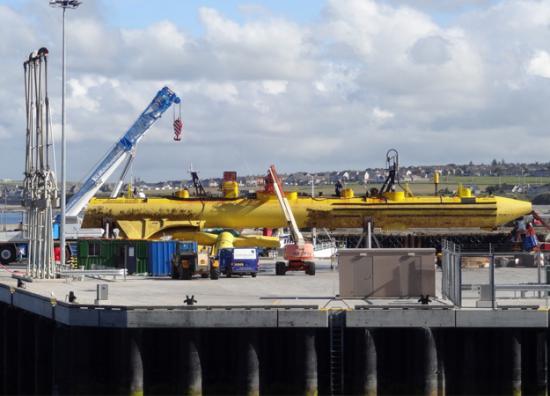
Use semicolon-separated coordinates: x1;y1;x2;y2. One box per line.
67;75;120;112
199;7;314;80
121;21;188;58
527;50;550;78
0;125;11;141
322;0;436;59
2;0;550;181
261;80;288;95
313;64;359;97
0;6;35;54
372;107;395;123
200;82;239;104
409;36;451;65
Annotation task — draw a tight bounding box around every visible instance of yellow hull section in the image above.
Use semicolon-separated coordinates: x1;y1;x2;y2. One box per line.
82;194;532;240
170;231;280;249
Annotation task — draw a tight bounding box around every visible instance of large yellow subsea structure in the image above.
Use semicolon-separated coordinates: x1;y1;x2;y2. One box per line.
82;188;533;240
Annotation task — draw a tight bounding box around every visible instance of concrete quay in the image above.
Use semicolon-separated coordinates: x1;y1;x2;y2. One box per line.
1;262;550;395
0;263;549;328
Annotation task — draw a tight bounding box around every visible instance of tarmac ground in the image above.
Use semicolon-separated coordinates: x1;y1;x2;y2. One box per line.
1;258;549;309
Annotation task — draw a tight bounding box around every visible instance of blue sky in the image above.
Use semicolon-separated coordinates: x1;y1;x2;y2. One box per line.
0;0;494;32
0;0;325;33
97;0;501;31
1;0;550;180
100;0;325;33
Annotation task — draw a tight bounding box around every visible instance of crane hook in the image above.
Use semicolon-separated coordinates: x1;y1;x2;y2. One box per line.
173;102;183;141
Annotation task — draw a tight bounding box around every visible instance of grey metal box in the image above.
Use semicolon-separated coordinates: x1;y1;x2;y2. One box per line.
96;284;109;300
338;248;435;298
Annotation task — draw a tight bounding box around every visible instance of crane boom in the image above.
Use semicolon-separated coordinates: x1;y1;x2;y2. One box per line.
110;150;136;198
268;165;305;247
66;86;180;217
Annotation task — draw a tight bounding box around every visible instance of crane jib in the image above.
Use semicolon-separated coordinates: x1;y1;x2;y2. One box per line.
64;86;181;217
118;136;132;151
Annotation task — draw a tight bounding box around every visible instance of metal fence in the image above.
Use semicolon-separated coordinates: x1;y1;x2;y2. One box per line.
442;239;550;308
441;240;462;306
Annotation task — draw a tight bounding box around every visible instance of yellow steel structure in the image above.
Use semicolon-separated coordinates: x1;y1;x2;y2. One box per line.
82;190;533;240
170;230;281;250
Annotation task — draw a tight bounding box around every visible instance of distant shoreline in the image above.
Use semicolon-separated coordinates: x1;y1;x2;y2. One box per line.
0;205;24;211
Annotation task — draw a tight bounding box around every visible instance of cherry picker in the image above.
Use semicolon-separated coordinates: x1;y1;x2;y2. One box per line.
267;166;315;276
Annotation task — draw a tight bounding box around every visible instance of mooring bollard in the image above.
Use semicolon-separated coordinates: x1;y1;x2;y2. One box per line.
363;329;377;396
129;330;144;396
423;328;438;396
511;330;522;396
304;329;318;396
180;329;202;395
242;329;260;396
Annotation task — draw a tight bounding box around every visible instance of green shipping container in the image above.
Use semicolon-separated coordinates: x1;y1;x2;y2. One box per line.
77;239;105;269
77;239;148;274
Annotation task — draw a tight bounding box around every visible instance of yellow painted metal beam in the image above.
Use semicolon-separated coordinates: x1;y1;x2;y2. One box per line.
83;194;532;239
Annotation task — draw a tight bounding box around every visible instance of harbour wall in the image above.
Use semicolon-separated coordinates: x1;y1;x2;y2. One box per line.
1;297;550;395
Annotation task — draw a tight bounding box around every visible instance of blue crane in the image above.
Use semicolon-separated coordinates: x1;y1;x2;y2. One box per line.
65;86;180;217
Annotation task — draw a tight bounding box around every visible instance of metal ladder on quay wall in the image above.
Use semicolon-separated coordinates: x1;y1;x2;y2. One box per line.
329;311;345;395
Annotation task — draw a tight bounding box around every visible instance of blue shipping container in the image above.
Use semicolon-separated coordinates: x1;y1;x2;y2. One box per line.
177;241;198;253
147;241;177;276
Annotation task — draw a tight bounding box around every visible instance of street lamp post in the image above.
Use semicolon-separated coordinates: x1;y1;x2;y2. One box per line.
49;0;81;267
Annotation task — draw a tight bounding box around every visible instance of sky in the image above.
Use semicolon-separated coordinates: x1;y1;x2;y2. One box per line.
1;0;550;182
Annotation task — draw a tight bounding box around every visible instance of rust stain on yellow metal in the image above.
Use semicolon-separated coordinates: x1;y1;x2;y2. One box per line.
82;193;532;240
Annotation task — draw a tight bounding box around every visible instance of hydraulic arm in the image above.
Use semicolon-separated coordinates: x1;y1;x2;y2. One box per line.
268;165;315;276
268;165;305;247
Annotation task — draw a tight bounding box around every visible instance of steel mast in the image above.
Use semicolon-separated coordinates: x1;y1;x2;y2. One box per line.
49;0;81;267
